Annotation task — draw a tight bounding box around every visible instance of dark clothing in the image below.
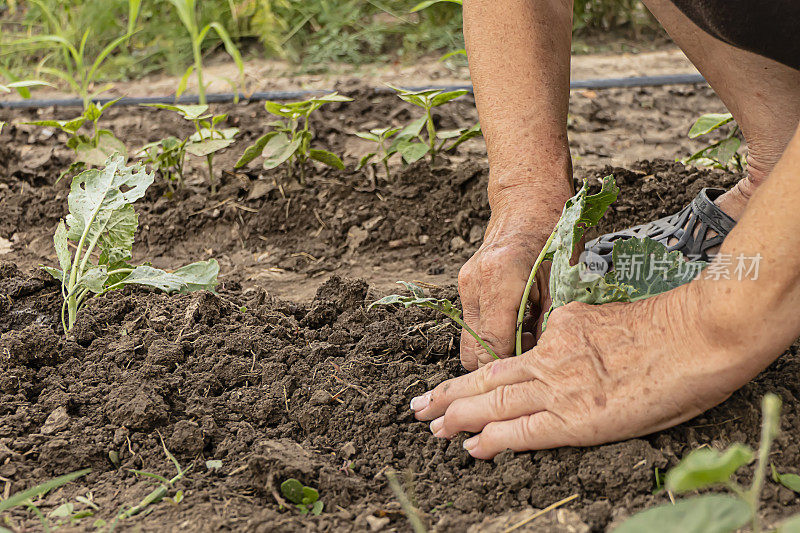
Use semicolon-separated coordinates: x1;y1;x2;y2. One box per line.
669;0;800;70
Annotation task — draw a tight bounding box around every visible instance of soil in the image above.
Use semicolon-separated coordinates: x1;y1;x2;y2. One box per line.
3;82;800;532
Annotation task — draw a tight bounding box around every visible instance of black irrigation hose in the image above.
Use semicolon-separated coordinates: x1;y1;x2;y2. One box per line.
0;73;706;109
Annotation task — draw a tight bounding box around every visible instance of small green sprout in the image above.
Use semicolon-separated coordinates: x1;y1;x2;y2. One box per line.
388;84;481;164
683;112;745;171
369;281;498;360
616;394;800;533
0;468;91;532
235;92;352;184
355;127;401;180
280;479;324;516
136;136;187;193
24;99;127;181
142;104;238;193
43;156;219;333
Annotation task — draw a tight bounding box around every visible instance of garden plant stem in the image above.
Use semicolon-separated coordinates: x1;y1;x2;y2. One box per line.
515;228;557;356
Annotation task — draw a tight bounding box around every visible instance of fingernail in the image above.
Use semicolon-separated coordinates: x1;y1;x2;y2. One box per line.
463;436;478;452
429;416;444;437
410;392;431;412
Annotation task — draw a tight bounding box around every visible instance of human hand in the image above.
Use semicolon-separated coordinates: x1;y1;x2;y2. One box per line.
411;285;760;459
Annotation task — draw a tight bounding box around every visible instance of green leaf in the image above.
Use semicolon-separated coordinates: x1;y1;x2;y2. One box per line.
171;259;219;292
397;280;425;298
262;134;300;170
42;266;64;282
393;116;427;145
77;266;110;293
235;132;277;168
25;117;86;135
264;100;305;118
715;137;740;165
75;131;127;166
143;103;210;121
308;149;345;169
436;129;462;140
309;92;352;104
354;131;381;142
772;464;800;493
185;138;235;157
311;500;324;516
613;495;751;533
0;469;91;512
301;486;319;505
666;444;754;493
430;89;468;107
48;502;74;518
410;0;462;12
358;152;377;169
176;65;194;99
445;123;482;151
439;49;467;61
397;141;428;164
777;515;800;533
280;479;305;505
117;265;189;292
54;220;71;280
688;113;734;138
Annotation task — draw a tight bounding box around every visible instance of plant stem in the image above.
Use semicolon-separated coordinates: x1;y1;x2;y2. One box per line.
206;154;215;194
451;315;498;360
425;106;436;164
192;39;205;105
515;228;557;356
746;394;781;533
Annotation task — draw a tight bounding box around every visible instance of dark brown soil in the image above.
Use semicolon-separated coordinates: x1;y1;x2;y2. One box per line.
3;83;799;532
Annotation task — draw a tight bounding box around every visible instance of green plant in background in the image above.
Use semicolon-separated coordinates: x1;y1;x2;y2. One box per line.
410;0;465;62
143;104;238;193
43;155;219;333
615;394;800;533
24;98;127;180
235;92;352;184
0;78;53;98
136;136;187;193
683;112;745;172
280;479;324;516
10;0;140;108
167;0;244;105
388;85;481;164
513;176;706;355
354;126;401;180
0;468;91;532
369;281;499;360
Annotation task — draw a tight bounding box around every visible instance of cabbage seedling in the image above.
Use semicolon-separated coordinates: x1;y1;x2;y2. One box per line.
235;92;352;184
369;281;498;360
24;98;127;181
683;112;744;172
354;127;401;180
43;155;219;332
388;84;481;164
143;104;238;194
616;394;800;533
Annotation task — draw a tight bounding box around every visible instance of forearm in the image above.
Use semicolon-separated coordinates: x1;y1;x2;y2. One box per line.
699;121;800;367
463;0;574;207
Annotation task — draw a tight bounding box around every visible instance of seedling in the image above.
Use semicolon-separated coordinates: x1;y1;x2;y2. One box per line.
142;104;238;193
0;468;91;532
11;0;139;108
514;176;705;355
388;84;481;164
168;0;244;105
25;98;127;181
616;394;800;533
136;136;187;193
43;155;219;333
369;281;498;360
682;112;745;172
235;92;352;184
280;479;324;516
355;127;401;180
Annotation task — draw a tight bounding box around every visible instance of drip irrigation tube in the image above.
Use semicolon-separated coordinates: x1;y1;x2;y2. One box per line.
0;73;706;109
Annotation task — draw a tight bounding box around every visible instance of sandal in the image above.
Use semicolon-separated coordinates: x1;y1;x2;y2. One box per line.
584;187;737;264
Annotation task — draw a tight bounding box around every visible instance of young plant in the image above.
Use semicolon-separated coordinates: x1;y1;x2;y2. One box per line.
280;479;324;516
355;127;401;180
682;112;745;172
43;155;219;333
136;136;187;193
616;394;800;533
235;92;352;184
168;0;244;105
388;84;481;164
24;98;127;180
12;0;140;108
0;468;91;532
0;79;53;98
514;176;705;355
369;281;498;360
143;104;238;193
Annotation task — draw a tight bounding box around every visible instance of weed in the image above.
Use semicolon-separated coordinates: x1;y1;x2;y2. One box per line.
387;84;481;164
354;127;401;180
43;155;219;332
167;0;244;105
0;468;91;533
280;479;324;516
24;98;126;181
683;113;745;172
369;281;499;360
142;104;238;193
615;394;800;533
386;470;427;533
235;92;352;184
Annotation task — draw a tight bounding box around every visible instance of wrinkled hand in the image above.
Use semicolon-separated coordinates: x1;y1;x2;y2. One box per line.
458;189;567;370
411;286;758;459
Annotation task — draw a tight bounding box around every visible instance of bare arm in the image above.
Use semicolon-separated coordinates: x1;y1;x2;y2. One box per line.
458;0;576;369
